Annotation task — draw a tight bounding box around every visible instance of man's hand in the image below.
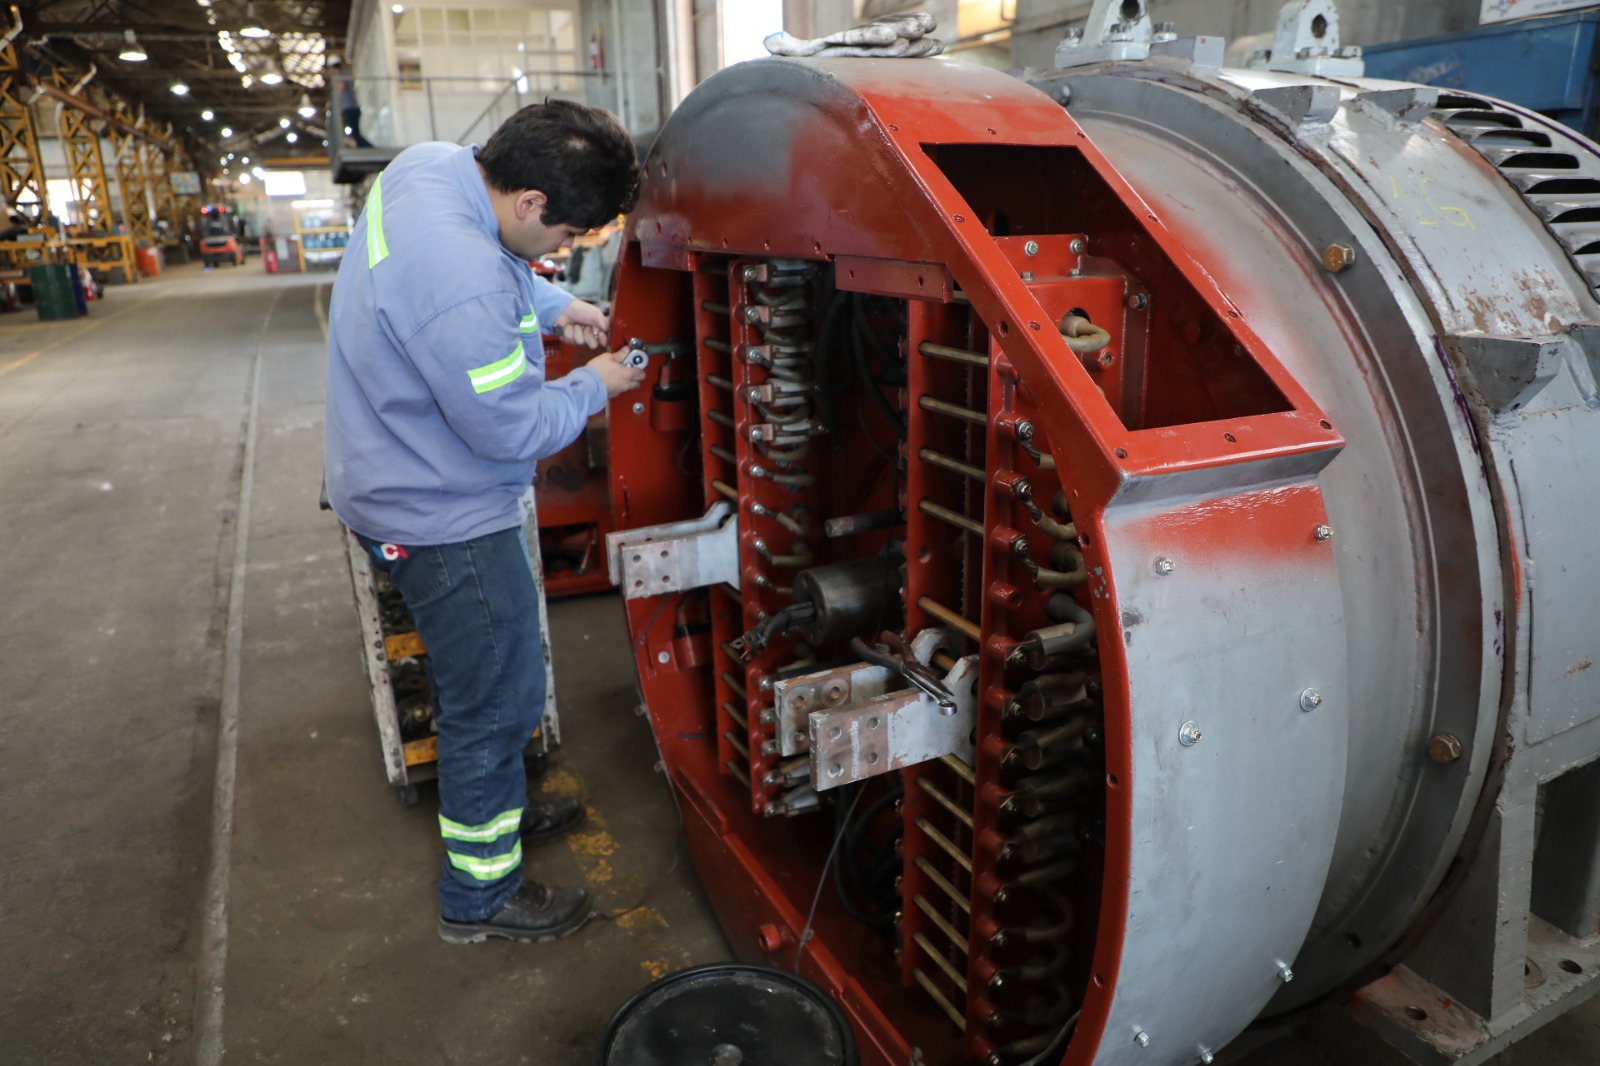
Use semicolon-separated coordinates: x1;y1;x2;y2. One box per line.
588;349;646;398
553;300;610;350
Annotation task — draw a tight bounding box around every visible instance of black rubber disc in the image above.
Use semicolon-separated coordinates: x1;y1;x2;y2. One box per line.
597;963;859;1066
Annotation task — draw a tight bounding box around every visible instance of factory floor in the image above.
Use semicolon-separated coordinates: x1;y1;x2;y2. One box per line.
0;263;1596;1065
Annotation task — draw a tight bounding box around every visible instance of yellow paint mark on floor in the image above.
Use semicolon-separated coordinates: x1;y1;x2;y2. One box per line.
568;825;619;858
616;907;668;933
540;766;584;799
641;957;671;980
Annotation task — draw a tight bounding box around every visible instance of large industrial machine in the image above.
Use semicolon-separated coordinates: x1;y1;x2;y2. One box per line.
604;2;1600;1063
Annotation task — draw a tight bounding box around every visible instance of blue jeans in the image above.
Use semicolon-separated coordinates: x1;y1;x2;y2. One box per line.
357;525;544;921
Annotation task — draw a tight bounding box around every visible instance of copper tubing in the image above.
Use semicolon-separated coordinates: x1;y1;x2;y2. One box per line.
917;776;975;830
918;499;984;537
919;447;984;482
931;651;957;673
919;395;987;426
916;816;973;874
724;759;751;786
940;754;977;786
914;856;971;915
918;596;981;643
913;968;968;1031
721;671;748;700
915;932;970;994
917;340;988;369
721;701;748;729
723;729;750;760
913;893;970;954
711;479;738;502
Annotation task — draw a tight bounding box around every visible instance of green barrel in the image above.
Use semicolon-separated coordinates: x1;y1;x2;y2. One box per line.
28;264;81;321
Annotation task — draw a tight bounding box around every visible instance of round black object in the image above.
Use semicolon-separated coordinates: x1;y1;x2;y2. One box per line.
597;964;859;1066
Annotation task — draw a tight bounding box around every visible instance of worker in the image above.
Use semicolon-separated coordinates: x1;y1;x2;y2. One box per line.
327;56;372;148
324;99;645;944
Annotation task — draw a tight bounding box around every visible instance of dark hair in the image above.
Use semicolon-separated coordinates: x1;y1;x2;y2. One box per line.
478;98;639;229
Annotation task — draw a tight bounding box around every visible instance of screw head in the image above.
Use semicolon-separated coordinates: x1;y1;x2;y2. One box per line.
657;650;671;664
1322;242;1356;273
1300;688;1324;712
1178;721;1203;747
631;402;645;415
1024;240;1040;256
743;265;761;280
1155;557;1176;576
745;306;762;323
1278;962;1295;983
1133;1029;1151;1048
1200;1052;1215;1065
1315;524;1334;541
1069;237;1087;255
1428;733;1464;763
1128;293;1148;310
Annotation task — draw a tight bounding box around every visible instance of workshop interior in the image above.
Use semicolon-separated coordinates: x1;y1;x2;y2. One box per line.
5;0;1600;1064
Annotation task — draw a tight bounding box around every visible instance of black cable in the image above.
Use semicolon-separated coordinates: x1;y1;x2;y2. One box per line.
793;786;865;973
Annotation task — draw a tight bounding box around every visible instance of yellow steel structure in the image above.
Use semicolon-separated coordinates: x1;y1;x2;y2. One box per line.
52;69;113;231
150;142;177;243
108;104;155;247
0;41;48;219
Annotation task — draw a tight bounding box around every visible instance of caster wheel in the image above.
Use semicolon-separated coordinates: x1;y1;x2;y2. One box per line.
396;784;421;808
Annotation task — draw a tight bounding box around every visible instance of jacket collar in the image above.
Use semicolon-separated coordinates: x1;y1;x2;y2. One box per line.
452;144;501;239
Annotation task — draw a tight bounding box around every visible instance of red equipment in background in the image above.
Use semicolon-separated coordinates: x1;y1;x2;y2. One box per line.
535;335;614;597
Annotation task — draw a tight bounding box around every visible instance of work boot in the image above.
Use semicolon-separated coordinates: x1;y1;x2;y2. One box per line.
437;881;591;944
521;795;586;845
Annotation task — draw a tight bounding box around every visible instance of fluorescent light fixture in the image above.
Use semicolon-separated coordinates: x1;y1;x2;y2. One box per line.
252;167;267;179
296;94;316;119
170;82;189;96
240;2;269;38
291;199;336;209
119;30;148;62
201;109;215;121
221;126;233;137
391;3;405;12
278;116;291;128
286;132;298;143
259;70;284;86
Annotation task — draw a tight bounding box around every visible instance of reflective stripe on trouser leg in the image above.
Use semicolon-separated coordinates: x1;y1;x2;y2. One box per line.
379;526;546;921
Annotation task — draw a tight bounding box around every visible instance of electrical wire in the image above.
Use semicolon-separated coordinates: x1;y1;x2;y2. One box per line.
1014;1010;1081;1066
793;785;866;973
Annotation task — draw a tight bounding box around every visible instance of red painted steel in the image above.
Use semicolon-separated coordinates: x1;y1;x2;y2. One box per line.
608;58;1343;1066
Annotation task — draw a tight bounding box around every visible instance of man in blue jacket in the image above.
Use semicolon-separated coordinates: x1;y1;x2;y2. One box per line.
325;99;644;943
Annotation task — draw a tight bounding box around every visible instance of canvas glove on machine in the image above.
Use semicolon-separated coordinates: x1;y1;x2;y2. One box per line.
764;12;945;59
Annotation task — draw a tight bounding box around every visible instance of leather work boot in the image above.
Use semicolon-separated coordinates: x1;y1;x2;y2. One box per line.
521;795;586;845
437;881;592;944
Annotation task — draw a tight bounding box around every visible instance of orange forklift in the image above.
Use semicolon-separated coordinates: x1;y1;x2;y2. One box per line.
198;205;246;267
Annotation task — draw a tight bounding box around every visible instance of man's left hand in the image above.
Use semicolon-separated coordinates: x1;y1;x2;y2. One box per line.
553;300;610;350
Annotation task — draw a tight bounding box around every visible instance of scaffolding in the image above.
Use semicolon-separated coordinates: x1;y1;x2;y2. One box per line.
0;40;48;219
51;69;113;232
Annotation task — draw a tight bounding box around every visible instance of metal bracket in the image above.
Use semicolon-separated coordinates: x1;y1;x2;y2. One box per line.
606;500;741;599
1248;0;1364;77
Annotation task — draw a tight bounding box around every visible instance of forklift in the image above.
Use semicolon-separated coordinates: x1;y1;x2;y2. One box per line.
198;205;246;268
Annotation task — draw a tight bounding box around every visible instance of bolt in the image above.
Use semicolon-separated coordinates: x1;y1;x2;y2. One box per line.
1069;237;1087;255
1300;688;1324;712
746;386;762;402
1155;557;1176;576
1011;534;1032;558
1315;524;1334;541
1014;418;1036;442
1178;721;1203;747
1128;292;1148;310
1428;733;1464;764
631;402;645;415
1322;242;1356;273
1011;477;1035;502
657;650;671;664
1059;85;1072;105
1020;270;1036;282
1134;1029;1151;1048
1277;962;1295;983
1024;240;1040;257
743;265;761;281
1200;1051;1215;1065
745;306;763;323
1098;351;1115;368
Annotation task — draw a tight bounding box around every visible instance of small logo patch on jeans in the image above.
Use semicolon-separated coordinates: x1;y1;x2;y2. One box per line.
375;542;409;561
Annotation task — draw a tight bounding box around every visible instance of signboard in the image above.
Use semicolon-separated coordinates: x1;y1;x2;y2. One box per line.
171;171;202;196
1482;0;1600;24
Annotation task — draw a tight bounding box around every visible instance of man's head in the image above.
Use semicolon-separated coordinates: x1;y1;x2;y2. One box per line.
477;99;639;259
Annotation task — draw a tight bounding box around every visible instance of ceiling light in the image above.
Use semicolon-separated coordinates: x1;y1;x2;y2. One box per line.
297;94;316;119
201;109;214;121
321;139;328;147
240;2;270;38
286;132;298;143
197;0;211;7
242;156;250;165
252;167;266;179
392;4;405;13
239;172;251;184
278;116;291;128
219;155;227;166
119;30;148;62
259;70;284;86
170;82;189;96
221;126;233;137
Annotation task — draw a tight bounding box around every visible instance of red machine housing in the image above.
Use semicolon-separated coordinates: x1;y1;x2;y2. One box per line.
535;336;614;597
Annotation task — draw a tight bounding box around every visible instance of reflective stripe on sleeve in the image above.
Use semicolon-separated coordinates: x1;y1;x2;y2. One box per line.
366;173;390;268
519;312;538;333
466;342;527;394
447;841;523;881
438;807;524;842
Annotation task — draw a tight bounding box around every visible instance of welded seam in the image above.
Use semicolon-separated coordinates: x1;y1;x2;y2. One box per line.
193;285;286;1065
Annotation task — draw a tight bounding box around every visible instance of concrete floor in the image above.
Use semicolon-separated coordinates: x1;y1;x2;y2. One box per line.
1;263;1597;1064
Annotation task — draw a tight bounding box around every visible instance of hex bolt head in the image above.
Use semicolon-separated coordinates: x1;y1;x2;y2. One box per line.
631;402;645;415
1128;292;1148;310
1069;237;1087;255
1428;733;1464;763
1133;1030;1151;1048
1314;524;1334;542
1322;242;1356;273
657;650;671;664
1300;688;1324;712
1178;721;1203;747
746;387;762;402
1277;962;1295;983
1200;1051;1215;1064
1155;557;1176;576
1014;418;1036;442
743;265;761;281
1024;240;1040;257
745;306;763;323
